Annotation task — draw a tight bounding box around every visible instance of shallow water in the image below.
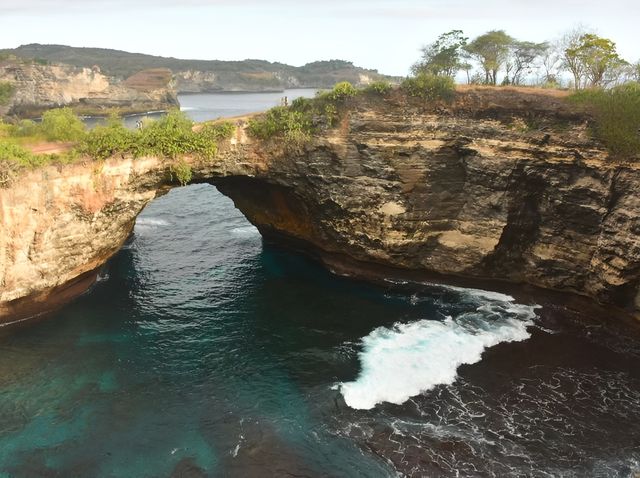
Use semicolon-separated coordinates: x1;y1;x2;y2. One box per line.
1;94;639;477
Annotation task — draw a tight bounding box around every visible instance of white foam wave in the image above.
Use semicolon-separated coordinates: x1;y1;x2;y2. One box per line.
339;293;537;410
135;217;170;228
231;226;260;236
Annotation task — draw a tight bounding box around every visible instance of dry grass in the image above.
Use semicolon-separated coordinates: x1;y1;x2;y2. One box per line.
456;84;571;99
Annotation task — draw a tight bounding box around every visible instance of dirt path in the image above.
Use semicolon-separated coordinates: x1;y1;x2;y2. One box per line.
26;142;74;155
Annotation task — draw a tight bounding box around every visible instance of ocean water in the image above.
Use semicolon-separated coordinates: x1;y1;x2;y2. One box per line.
1;94;640;477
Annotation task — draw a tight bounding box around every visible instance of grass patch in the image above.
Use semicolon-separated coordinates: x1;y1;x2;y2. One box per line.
569;83;640;157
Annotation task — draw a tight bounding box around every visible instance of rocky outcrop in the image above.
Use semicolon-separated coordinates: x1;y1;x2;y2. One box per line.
1;87;639;325
0;58;178;118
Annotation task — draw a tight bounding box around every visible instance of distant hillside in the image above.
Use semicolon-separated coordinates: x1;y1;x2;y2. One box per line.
1;44;399;93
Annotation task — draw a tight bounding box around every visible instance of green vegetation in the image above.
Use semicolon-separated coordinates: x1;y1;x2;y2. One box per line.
0;81;15;105
324;81;358;100
412;30;469;78
563;32;628;89
170;160;193;186
401;74;455;101
247;106;312;146
464;30;514;86
40;107;86;141
569;83;640;157
0;108;236;186
247;81;364;145
410;28;635;90
80;110;234;160
364;81;393;95
0;141;38;166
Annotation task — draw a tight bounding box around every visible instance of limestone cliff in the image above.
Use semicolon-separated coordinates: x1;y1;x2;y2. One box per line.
0;58;178;118
2;45;399;93
1;87;639;325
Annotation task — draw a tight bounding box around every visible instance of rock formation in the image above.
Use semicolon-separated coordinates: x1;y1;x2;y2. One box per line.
1;87;639;325
0;57;178;118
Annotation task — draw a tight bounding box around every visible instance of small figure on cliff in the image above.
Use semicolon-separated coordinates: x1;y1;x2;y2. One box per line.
135;120;142;130
284;96;288;107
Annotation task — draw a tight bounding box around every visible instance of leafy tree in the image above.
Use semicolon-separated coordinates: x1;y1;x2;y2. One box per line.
505;41;548;85
412;30;468;77
560;28;589;89
464;30;513;85
562;30;627;89
568;34;627;87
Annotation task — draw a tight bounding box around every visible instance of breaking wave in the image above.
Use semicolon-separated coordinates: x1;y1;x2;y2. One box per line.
340;288;538;410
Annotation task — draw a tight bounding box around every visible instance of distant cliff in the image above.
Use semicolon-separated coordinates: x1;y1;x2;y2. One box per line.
0;56;178;118
2;87;639;325
1;44;398;93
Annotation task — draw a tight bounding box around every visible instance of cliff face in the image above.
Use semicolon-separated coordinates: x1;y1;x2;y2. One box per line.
1;87;639;325
2;45;399;93
217;88;640;314
0;59;178;117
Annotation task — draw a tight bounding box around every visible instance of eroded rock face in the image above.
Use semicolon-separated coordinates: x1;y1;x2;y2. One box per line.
217;89;640;316
0;59;178;117
1;88;639;324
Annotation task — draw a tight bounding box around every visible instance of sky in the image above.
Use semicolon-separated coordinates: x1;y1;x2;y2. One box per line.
1;0;638;76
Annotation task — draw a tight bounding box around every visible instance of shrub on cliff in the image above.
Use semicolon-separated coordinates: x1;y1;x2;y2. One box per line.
247;106;312;144
0;82;15;106
199;121;235;142
569;82;640;157
80;116;137;160
364;81;393;95
0;141;37;166
401;73;455;102
80;110;221;160
40;108;86;142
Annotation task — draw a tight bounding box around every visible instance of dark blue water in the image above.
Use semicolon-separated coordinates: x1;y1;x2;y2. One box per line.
1;94;640;477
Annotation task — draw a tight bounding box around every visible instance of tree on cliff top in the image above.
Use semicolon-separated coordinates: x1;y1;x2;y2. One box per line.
412;30;468;78
562;30;627;89
464;30;513;85
504;41;548;86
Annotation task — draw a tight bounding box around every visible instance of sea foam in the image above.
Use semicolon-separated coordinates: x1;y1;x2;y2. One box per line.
340;289;537;410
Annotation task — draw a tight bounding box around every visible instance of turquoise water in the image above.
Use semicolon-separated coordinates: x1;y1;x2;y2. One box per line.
1;93;640;477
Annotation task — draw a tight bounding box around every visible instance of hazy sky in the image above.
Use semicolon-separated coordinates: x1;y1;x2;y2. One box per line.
1;0;638;76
